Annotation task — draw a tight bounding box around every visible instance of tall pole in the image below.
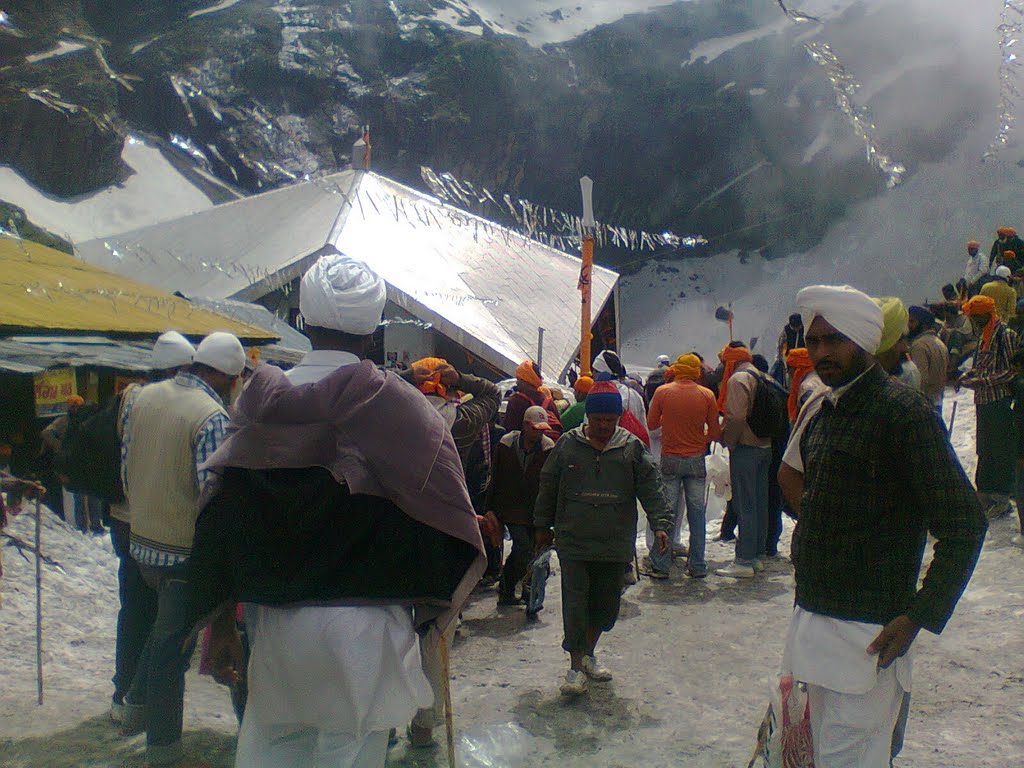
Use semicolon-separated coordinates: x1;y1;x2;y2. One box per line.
537;327;545;374
579;176;596;377
35;492;43;705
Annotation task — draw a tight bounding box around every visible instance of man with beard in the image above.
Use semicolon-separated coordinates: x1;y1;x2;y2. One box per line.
777;284;986;766
907;305;949;413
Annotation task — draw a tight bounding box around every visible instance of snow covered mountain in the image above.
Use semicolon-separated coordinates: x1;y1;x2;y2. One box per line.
1;0;1020;363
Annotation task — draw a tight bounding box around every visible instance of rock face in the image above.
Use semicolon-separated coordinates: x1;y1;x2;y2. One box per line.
0;0;997;260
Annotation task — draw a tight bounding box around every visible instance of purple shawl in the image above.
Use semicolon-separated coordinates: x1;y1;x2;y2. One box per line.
200;360;485;627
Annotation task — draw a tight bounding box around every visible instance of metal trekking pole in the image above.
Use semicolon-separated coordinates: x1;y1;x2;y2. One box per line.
35;491;43;705
948;400;958;434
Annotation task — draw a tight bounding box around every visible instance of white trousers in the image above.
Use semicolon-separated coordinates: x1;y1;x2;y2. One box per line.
235;723;389;768
807;664;906;768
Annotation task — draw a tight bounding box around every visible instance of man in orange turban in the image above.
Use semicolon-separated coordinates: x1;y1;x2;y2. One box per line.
960;293;1020;518
716;342;772;579
504;360;562;437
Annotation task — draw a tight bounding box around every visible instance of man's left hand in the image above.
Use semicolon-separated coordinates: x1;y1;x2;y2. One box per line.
654;530;670;556
867;615;920;669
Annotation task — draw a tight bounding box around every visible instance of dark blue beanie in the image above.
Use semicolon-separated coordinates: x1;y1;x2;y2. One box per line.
586;381;623;415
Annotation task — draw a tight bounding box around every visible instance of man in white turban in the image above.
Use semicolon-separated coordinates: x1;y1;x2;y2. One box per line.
196;252;485;768
774;285;986;766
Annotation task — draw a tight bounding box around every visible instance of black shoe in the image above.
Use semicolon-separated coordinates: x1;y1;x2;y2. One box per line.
713;533;736;543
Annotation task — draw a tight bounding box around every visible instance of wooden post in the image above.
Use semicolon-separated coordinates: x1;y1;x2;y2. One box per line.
35;492;43;706
441;633;456;767
579;176;596;376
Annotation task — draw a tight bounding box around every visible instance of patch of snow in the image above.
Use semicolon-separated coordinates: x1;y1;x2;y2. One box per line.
24;41;88;64
0;136;215;245
748;87;767;97
188;0;243;19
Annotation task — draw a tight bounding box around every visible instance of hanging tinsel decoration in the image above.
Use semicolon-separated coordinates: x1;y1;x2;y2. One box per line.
983;0;1024;160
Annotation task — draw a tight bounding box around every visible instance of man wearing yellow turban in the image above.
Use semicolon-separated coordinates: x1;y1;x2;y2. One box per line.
873;297;920;391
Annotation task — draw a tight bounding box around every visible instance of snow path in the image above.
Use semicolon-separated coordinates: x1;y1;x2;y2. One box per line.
2;390;1022;767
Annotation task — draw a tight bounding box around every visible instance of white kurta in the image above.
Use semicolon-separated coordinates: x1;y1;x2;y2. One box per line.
237;350;433;766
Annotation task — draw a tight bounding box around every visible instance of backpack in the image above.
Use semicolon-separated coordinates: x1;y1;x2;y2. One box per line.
56;395;125;504
748;373;790;442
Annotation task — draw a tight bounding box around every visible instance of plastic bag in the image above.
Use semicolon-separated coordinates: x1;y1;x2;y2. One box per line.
707;447;732;501
459;723;531;767
526;547;553;617
750;675;815;768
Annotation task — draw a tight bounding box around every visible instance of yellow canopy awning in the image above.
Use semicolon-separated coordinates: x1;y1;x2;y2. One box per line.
0;236;276;342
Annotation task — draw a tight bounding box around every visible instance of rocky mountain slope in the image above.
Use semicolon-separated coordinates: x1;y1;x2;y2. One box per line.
1;0;1006;268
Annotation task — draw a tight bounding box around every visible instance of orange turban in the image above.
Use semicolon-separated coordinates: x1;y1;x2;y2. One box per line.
963;295;999;350
1004;251;1017;260
666;354;702;382
785;348;814;423
717;345;753;412
998;226;1017;237
516;360;543;389
573;375;594;396
66;395;85;408
412;356;449;398
966;240;980;250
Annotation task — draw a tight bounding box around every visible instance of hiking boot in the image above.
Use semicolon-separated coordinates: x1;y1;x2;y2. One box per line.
408;724;437;749
119;702;146;736
560;669;588;697
716;562;756;578
685;565;707;579
582;655;613;681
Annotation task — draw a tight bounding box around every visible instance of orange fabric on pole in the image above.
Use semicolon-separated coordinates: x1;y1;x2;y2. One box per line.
579;234;594;376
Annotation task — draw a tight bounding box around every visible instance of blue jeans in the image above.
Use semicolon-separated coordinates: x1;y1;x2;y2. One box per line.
110;520;158;704
127;563;198;752
730;444;771;565
651;454;707;575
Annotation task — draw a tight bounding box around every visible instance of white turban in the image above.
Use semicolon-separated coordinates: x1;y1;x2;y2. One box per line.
796;284;884;354
299;252;386;336
151;331;195;370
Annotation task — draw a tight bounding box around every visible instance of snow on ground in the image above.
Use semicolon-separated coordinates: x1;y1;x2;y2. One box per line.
2;388;1022;767
0;137;215;246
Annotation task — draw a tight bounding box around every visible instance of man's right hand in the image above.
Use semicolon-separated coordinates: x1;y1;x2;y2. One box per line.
410;364;433;386
535;528;554;551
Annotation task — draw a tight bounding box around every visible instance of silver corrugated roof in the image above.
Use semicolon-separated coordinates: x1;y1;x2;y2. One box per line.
75;170;619;379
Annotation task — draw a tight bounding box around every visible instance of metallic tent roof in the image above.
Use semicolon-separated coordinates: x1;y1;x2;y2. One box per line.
75;170;619;378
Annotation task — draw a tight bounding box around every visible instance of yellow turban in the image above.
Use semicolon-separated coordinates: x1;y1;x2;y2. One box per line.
666;354;702;382
873;297;908;354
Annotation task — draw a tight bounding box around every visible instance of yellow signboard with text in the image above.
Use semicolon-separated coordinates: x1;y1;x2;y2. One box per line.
33;367;78;418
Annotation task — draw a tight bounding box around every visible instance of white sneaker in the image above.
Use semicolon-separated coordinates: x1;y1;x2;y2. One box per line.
752;559;766;573
582;655;613;681
716;562;756;578
1011;534;1024;547
560;669;588;696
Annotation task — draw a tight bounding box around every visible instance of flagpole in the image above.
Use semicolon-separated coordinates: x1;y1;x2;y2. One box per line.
579;176;596;377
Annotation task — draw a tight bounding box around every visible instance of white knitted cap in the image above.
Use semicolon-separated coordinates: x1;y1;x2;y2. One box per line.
194;332;246;377
151;331;195;370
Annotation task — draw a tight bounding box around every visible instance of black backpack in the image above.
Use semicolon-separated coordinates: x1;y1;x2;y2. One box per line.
57;395;125;504
748;373;790;442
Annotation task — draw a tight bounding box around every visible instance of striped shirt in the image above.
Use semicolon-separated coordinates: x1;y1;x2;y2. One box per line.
125;373;229;566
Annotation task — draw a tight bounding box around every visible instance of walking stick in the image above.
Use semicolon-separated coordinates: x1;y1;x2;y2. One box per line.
34;491;43;705
948;400;958;435
440;632;457;767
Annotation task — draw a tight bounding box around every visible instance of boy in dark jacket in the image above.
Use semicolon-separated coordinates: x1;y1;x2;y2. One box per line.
535;382;672;696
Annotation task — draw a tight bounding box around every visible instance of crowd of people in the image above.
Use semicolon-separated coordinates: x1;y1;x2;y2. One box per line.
1;231;1016;767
